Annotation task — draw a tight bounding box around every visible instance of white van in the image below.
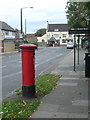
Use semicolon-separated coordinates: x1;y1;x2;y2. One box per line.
67;42;74;49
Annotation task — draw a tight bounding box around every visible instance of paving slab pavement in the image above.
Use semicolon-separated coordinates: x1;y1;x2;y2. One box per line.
31;49;89;119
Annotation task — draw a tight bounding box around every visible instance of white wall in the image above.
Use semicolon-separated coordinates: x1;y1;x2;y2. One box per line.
37;31;74;45
37;34;47;42
0;30;16;52
47;31;74;45
47;32;61;40
2;30;15;39
0;30;4;40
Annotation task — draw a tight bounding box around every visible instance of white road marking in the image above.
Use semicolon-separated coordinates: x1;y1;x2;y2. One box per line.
1;71;21;79
0;65;7;69
35;54;62;68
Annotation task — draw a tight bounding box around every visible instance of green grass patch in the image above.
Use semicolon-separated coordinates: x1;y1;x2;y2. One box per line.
36;74;60;95
15;88;22;95
2;99;40;119
0;103;2;119
2;74;60;119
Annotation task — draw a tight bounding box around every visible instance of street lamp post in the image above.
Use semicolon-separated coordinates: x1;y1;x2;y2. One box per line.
20;7;33;37
25;19;26;36
20;8;23;34
77;35;80;65
25;19;27;41
74;35;76;71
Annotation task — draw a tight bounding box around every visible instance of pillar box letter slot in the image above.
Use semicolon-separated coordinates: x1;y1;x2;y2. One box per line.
19;44;37;98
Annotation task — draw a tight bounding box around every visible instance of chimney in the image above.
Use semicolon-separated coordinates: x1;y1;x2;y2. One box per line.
46;21;49;33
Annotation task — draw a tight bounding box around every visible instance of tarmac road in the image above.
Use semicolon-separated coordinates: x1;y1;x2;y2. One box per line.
1;46;72;99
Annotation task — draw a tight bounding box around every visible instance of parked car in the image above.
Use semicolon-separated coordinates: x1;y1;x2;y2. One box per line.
67;42;74;49
16;40;24;52
30;42;38;49
47;42;60;47
47;42;54;47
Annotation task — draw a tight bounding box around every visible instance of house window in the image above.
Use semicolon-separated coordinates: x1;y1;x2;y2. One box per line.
56;40;60;43
54;29;59;32
4;40;14;43
12;32;15;36
5;31;9;36
62;39;66;43
69;34;72;37
62;34;67;38
54;34;59;39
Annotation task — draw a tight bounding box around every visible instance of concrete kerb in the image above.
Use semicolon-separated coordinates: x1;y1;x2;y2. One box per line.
0;50;18;55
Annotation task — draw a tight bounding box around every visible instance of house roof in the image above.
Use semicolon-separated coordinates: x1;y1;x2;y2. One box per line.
0;21;15;32
48;24;69;32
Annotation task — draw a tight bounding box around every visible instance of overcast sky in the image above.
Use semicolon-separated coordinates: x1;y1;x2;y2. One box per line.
0;0;68;33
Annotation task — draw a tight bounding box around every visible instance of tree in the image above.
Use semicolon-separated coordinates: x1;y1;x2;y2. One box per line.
66;1;90;28
35;28;46;37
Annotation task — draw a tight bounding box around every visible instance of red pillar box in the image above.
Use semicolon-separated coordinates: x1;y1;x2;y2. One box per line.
19;44;37;98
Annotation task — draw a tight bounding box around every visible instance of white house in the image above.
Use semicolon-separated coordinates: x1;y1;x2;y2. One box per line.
37;22;74;46
37;34;47;45
0;21;16;52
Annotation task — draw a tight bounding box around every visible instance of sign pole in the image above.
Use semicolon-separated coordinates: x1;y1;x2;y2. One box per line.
77;35;80;65
74;35;76;71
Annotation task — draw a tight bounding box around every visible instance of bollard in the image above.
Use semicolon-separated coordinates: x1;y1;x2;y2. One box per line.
19;44;37;98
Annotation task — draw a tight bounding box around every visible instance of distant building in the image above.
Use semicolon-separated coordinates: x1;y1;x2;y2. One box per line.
37;22;74;46
15;28;21;40
25;34;38;43
0;21;16;52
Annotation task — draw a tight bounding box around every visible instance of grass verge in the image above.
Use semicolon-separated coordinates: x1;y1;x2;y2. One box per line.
36;74;60;95
2;74;60;119
2;99;40;119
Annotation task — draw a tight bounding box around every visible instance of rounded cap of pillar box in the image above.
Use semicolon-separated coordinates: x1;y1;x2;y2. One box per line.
19;44;37;49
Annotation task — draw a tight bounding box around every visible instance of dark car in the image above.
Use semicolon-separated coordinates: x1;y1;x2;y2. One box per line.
15;40;24;52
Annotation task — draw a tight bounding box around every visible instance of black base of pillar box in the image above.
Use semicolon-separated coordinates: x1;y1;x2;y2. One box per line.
22;85;36;98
